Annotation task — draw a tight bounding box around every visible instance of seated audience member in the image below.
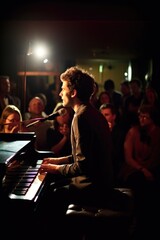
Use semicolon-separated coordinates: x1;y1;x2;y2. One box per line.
47;102;74;157
99;103;126;184
141;83;160;125
103;78;122;116
121;78;144;131
141;83;159;106
24;96;48;120
0;105;27;133
119;80;131;116
119;103;160;185
34;92;48;118
0;76;21;116
97;90;112;109
118;104;160;237
24;96;52;150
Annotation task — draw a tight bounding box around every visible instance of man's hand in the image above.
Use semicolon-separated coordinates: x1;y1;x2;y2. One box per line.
39;163;60;174
42;157;62;164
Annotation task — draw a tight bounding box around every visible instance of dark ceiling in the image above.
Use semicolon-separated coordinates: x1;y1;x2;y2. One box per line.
2;1;157;21
0;1;159;67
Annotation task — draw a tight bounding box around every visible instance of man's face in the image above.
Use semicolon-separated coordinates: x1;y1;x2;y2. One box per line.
59;81;73;107
28;97;44;114
100;108;114;123
0;78;10;94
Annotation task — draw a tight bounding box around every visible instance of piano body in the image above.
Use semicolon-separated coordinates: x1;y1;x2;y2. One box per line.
0;132;55;235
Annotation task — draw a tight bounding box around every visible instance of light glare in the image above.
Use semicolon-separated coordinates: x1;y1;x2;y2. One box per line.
34;45;47;58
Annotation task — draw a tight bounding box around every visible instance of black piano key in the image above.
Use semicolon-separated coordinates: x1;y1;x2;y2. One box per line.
16;182;32;188
12;189;28;195
18;178;35;183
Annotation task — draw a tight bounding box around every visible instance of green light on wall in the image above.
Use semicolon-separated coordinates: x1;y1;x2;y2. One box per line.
99;65;103;73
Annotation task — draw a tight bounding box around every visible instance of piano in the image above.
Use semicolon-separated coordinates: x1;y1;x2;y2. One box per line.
0;132;55;216
0;132;72;240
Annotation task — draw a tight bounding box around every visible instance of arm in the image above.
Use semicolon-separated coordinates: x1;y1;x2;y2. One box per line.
50;124;70;155
39;155;72;174
43;155;71;165
46;122;71;156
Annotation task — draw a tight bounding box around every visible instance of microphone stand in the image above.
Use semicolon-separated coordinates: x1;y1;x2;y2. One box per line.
25;116;50;128
25;119;44;128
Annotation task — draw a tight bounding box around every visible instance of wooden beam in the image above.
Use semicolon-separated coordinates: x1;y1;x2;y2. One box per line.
17;71;59;76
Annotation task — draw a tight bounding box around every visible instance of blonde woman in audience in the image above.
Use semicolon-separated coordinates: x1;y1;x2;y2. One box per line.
0;105;27;133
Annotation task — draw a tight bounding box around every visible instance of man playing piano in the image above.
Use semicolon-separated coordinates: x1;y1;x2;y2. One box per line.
38;66;125;239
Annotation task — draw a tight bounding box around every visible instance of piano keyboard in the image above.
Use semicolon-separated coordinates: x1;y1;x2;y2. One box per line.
2;159;46;201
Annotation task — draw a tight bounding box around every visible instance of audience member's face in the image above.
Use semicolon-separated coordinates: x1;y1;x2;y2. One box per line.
4;112;21;133
56;111;70;126
29;97;44;114
138;112;153;127
145;88;157;103
120;84;130;96
130;82;140;95
100;108;116;130
0;78;11;94
99;92;110;105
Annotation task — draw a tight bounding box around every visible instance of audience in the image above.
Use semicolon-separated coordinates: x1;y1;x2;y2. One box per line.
120;78;144;132
141;83;160;125
103;79;122;116
119;80;131;116
34;92;48;118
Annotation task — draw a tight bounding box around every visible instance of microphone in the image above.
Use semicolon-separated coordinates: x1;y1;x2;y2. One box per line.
41;108;67;121
26;108;67;128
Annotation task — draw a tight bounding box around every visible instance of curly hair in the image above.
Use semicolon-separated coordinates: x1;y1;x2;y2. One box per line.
60;66;95;102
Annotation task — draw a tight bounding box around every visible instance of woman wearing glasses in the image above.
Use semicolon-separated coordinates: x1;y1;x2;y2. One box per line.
118;103;160;239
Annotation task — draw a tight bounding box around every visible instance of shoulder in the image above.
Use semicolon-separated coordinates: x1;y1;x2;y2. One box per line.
126;126;139;138
113;91;122;97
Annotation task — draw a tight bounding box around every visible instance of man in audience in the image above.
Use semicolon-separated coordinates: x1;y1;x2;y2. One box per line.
0;76;21;116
